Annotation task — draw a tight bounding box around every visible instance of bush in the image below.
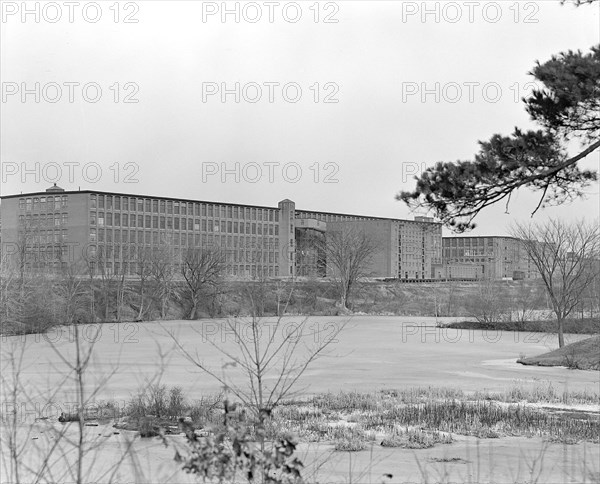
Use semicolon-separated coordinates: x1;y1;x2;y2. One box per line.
169;386;186;417
138;416;159;438
178;402;304;483
380;429;453;449
334;438;367;452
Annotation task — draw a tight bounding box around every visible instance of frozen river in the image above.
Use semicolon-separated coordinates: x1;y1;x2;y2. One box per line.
3;316;598;405
2;316;598;484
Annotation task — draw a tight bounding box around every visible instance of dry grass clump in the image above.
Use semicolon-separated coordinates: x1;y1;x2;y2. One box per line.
331;426;374;451
120;386;600;445
334;438;368;452
380;428;453;449
474;381;600;405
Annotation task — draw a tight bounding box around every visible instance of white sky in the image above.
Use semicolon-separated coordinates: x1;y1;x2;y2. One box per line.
1;0;598;236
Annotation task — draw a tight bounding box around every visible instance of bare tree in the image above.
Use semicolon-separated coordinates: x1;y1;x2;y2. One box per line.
509;280;546;327
150;241;177;319
84;246;116;322
0;252;21;332
274;280;294;317
445;282;457;317
180;246;226;319
1;262;138;484
511;219;600;347
167;313;344;432
132;244;153;321
464;278;509;324
113;245;129;322
318;226;378;310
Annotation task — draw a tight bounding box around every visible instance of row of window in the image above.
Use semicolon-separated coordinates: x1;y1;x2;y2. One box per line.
443;238;499;247
443;248;495;257
21;245;70;260
19;196;68;211
298;211;372;224
90;230;281;249
90;212;280;235
90;194;279;221
19;213;68;227
401;272;427;279
19;230;68;243
89;244;281;264
86;260;280;278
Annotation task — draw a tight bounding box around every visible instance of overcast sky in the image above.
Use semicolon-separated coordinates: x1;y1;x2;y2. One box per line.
1;0;598;236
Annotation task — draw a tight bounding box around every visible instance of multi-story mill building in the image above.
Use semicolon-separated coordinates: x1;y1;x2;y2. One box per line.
0;186;443;280
440;236;539;280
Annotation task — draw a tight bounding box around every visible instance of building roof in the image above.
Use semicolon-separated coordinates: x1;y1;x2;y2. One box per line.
0;188;277;211
442;235;521;241
1;188;442;226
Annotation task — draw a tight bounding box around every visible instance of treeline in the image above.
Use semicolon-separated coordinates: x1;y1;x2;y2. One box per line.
461;278;599;326
4;264;595;336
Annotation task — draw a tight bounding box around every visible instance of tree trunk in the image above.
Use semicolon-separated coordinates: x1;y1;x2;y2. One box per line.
137;284;145;320
557;317;565;348
340;291;347;311
189;298;197;320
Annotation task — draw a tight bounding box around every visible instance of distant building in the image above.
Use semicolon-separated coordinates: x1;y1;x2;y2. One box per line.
295;204;442;280
0;187;442;280
441;236;539;280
